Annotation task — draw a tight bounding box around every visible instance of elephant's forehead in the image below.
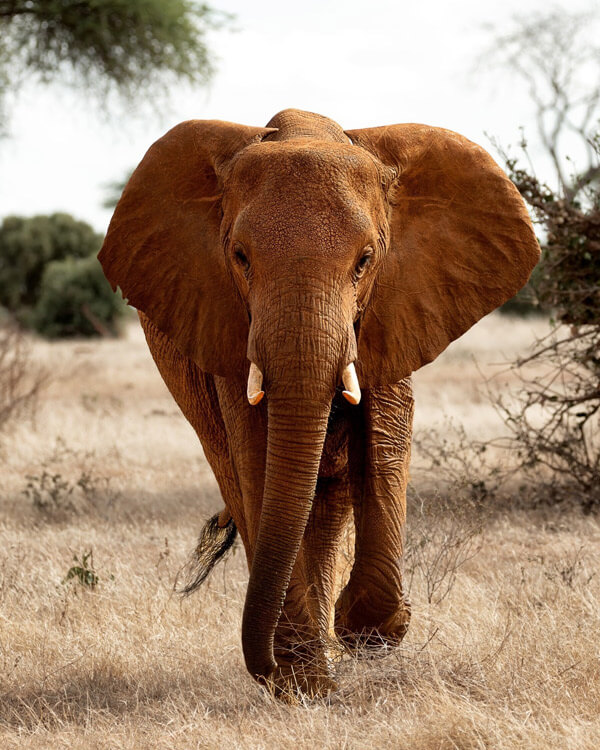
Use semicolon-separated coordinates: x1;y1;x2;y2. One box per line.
225;141;384;249
229;140;382;197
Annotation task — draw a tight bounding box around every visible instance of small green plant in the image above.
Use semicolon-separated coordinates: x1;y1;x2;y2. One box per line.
62;550;98;588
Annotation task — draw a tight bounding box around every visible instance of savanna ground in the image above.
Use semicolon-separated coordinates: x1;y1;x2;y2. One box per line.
1;313;599;749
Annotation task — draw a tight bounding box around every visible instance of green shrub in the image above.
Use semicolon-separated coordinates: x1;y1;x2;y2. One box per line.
0;213;102;312
0;213;125;337
499;264;546;317
496;141;600;510
499;282;540;317
32;255;125;338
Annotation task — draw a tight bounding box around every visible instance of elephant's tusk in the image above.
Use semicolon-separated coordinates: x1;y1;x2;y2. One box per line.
247;362;265;405
342;362;361;405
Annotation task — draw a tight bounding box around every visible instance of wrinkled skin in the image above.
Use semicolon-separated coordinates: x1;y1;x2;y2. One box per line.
99;109;540;698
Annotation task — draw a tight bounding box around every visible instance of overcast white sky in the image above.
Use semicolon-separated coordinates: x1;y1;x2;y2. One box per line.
0;0;595;233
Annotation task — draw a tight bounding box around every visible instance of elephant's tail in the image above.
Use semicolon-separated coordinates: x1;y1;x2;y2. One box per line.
176;513;238;596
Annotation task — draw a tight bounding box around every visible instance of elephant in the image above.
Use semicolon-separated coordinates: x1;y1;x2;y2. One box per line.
98;108;539;698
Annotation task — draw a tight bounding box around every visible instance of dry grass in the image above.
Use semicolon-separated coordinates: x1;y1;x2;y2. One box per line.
1;312;599;749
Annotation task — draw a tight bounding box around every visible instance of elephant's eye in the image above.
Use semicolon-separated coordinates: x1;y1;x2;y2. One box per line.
233;246;250;274
354;249;373;278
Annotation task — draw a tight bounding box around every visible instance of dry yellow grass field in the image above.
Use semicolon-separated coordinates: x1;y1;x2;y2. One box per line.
1;312;599;749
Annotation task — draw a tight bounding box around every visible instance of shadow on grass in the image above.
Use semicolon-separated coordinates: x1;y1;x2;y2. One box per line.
0;654;260;731
2;483;224;527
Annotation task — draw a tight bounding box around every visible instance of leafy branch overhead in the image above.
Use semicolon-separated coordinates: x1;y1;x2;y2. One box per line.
0;0;231;120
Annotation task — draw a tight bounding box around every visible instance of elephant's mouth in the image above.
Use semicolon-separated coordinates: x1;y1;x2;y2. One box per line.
320;390;353;478
246;360;361;406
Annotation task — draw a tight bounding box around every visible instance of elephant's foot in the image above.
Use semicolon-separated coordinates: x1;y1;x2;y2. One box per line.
334;588;411;656
264;658;338;702
265;633;337;701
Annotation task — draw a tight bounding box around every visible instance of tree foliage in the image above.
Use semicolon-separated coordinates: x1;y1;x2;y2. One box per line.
0;0;228;123
0;213;100;310
102;170;131;210
33;253;124;338
0;212;125;337
508;151;600;327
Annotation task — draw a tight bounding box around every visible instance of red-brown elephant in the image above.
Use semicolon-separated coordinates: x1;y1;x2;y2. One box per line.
99;109;539;698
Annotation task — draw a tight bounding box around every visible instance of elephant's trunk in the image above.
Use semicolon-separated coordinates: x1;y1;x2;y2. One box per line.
241;393;331;680
241;283;353;682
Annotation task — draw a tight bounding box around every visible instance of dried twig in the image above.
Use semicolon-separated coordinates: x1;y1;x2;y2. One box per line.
0;323;46;435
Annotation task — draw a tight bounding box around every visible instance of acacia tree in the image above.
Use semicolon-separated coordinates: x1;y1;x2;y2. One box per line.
484;9;600;509
0;0;229;126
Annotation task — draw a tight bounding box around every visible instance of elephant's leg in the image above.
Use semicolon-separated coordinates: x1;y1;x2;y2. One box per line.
335;378;414;651
273;475;353;693
139;313;243;529
213;376;268;564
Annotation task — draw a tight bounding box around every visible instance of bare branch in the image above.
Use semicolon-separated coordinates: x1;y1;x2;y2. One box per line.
479;8;600;199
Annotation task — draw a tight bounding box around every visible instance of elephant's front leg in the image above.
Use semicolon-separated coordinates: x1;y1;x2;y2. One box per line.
335;378;414;651
273;475;352;695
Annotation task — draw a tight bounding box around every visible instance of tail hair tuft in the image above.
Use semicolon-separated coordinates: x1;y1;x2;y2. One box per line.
176;513;237;596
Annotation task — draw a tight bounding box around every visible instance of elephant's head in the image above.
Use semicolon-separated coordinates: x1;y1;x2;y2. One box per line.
99;108;539;685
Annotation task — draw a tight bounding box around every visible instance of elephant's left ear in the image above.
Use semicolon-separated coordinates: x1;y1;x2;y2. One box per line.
345;124;540;387
99;119;274;376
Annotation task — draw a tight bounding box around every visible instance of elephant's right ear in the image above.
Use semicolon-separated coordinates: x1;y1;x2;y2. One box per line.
98;120;275;376
346;124;541;386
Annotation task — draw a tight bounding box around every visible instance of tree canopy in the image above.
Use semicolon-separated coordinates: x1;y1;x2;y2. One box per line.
0;0;228;125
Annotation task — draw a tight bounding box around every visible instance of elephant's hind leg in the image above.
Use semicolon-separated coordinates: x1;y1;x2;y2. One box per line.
138;312;244;542
335;379;413;652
